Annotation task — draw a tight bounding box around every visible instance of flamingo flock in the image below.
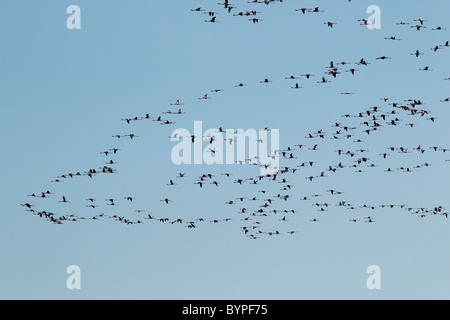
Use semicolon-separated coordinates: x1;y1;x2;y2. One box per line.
21;2;449;239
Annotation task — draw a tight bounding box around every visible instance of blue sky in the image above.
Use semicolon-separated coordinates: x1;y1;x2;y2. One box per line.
1;0;449;299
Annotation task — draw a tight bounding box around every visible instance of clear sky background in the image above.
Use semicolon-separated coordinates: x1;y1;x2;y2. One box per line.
1;0;449;299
